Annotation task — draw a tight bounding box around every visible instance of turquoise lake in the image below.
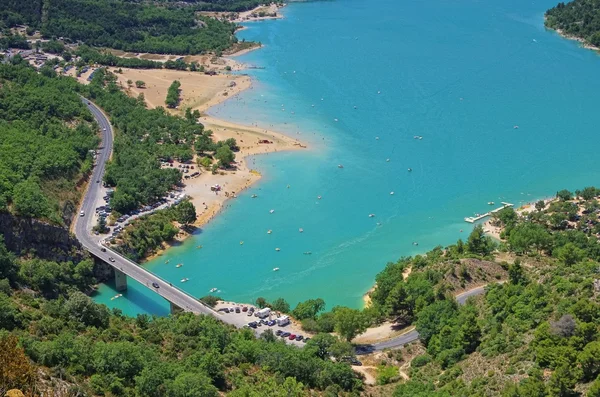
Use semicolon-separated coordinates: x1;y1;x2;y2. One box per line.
94;0;600;316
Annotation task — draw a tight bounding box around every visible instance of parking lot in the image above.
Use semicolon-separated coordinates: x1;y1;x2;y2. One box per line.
214;301;310;347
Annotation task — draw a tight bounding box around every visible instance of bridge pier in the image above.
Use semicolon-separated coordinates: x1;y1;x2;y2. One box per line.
114;268;128;291
169;301;183;314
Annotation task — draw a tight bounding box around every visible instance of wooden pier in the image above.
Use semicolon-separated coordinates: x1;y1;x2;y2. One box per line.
464;202;514;223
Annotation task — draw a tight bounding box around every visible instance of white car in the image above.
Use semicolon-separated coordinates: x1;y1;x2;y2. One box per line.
80;211;85;217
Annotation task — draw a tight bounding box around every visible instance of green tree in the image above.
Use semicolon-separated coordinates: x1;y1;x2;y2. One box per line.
271;298;290;313
215;145;235;168
556;189;572;201
135;80;145;88
332;306;369;342
12;178;50;218
292;298;326;320
167;372;219;397
577;341;600;381
467;225;494;256
177;201;197;226
64;291;110;328
555;242;585;266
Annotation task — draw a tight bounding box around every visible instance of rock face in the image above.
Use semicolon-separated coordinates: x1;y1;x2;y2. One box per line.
0;212;84;262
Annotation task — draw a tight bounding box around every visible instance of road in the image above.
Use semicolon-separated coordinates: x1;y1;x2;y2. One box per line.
357;284;489;354
73;98;225;319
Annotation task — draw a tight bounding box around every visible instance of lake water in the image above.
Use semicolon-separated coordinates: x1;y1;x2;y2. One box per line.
94;0;600;316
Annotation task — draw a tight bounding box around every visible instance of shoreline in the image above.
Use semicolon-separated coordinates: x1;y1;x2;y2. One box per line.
545;19;600;52
114;65;307;262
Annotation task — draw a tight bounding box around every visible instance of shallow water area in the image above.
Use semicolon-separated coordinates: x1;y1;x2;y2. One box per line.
95;0;600;315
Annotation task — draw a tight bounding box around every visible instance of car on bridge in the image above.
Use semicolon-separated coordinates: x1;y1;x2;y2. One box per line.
108;257;115;262
152;282;160;288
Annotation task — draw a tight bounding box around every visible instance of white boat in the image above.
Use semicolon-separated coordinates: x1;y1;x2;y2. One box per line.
181;278;189;283
251;194;257;198
513;125;519;129
375;137;379;140
334;118;339;122
390;192;395;195
317;195;322;199
488;201;495;205
303;251;312;255
338;164;344;169
176;263;183;268
273;267;280;272
386;158;390;162
369;214;375;218
269;209;275;214
408;168;412;172
275;248;281;251
209;287;218;293
299;228;303;233
267;230;272;234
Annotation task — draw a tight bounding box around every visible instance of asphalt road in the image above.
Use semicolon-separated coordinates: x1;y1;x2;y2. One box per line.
357;284;489;354
73;98;224;319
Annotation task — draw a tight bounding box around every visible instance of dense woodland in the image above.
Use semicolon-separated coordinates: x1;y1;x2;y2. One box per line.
546;0;600;47
0;0;246;55
0;57;98;224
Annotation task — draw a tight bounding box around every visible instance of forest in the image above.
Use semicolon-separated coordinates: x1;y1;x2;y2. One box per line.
1;0;246;55
546;0;600;47
0;57;98;224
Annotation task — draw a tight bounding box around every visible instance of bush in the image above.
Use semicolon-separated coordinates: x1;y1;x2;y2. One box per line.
376;364;399;385
411;354;432;368
200;295;221;308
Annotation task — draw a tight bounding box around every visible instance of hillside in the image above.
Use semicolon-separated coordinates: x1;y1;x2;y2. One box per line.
0;0;255;55
546;0;600;47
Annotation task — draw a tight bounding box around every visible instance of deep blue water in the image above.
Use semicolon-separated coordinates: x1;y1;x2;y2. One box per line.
95;0;600;315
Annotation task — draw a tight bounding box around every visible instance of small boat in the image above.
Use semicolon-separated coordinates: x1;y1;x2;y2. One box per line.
386;158;390;162
196;245;202;249
513;125;519;129
390;192;395;195
412;242;419;246
408;168;412;172
488;201;495;205
181;278;189;283
110;294;123;301
165;260;170;264
176;263;183;268
299;228;303;233
303;251;312;255
251;194;258;198
375;137;379;140
273;267;280;272
317;195;322;199
275;248;281;251
376;222;382;226
209;287;218;293
287;184;290;188
240;241;244;245
334;118;339;122
377;91;381;94
270;209;275;214
353;106;357;109
338;164;344;169
267;230;272;234
369;214;375;218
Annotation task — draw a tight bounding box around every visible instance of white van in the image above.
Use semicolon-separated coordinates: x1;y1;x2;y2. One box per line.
276;316;290;326
255;308;271;319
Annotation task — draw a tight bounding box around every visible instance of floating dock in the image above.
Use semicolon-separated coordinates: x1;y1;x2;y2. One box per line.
464;202;514;223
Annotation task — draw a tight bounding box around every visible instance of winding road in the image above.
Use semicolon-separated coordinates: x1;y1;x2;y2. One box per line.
75;98;491;351
356;284;489;354
73;99;237;321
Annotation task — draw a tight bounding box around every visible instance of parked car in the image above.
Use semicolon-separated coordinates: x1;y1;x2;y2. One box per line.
275;330;283;336
281;332;290;337
267;320;276;326
288;334;296;340
295;335;303;341
235;307;241;313
248;322;257;329
242;306;248;312
223;308;230;313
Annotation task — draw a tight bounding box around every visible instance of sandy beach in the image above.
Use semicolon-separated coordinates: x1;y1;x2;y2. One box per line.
109;65;307;233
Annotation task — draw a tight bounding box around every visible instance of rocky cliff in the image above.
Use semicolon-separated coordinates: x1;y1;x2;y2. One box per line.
0;212;84;262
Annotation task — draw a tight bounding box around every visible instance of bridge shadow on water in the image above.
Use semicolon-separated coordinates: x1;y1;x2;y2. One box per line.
93;279;170;316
